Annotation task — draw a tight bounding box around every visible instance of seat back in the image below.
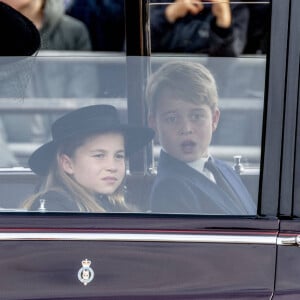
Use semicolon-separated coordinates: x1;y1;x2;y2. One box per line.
0;171;156;212
0;170;258;212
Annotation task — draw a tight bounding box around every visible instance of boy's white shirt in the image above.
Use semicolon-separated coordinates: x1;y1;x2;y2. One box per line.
187;155;216;183
160;146;216;183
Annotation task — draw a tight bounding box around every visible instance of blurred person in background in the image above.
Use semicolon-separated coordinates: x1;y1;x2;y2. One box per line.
243;0;270;54
1;0;91;50
63;0;73;10
0;1;41;167
150;0;249;57
1;0;92;156
66;0;125;52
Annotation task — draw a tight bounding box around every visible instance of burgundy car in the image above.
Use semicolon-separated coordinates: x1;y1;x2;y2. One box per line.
0;0;299;299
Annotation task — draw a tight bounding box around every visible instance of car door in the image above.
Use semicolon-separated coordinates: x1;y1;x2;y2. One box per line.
274;0;300;298
0;0;288;299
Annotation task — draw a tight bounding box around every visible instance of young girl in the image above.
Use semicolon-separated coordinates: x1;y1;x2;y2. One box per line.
22;105;154;212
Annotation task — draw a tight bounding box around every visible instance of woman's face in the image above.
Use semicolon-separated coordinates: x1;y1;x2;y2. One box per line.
1;0;33;10
60;132;126;195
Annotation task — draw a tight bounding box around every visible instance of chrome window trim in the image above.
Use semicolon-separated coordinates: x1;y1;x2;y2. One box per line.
0;232;278;245
277;236;298;246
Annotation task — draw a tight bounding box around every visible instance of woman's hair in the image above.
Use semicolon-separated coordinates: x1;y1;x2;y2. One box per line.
22;132;128;212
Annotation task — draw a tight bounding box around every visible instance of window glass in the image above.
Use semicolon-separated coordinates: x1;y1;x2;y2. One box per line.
293;64;300;216
147;0;270;215
147;55;265;215
149;0;269;56
0;0;126;53
0;0;270;216
64;0;126;53
0;54;128;212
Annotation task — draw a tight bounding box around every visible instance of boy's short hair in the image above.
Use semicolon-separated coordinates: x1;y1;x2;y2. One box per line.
146;61;218;116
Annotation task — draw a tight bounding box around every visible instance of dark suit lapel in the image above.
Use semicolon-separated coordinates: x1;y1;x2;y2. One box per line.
158;151;244;214
214;159;254;213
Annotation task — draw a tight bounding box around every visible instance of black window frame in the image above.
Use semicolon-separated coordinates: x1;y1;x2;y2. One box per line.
124;0;287;218
0;0;293;222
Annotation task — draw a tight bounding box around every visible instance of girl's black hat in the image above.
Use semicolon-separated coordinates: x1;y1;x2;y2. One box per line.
29;105;154;176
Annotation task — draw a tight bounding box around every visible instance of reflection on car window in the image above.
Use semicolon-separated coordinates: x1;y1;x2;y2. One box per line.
0;1;270;215
146;58;261;215
0;55;129;212
149;0;270;56
22;104;153;213
66;0;126;52
0;55;266;215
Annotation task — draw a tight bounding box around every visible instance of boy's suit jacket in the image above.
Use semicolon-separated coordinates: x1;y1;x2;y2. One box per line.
150;151;256;215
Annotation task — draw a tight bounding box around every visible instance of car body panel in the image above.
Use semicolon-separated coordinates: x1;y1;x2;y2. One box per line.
1;0;300;299
274;221;300;298
0;216;278;299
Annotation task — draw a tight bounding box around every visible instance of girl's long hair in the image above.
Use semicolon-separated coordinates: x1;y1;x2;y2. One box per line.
22;132;128;212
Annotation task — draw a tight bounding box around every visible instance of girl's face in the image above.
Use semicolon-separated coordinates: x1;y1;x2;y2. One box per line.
60;133;126;195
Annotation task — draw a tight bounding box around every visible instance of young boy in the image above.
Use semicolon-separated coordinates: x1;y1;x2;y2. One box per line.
146;61;256;214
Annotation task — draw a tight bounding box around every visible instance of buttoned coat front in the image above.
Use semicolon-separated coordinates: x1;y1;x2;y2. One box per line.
150;151;256;215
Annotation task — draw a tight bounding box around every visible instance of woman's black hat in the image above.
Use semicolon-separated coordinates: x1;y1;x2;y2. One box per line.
29;105;154;176
0;1;41;55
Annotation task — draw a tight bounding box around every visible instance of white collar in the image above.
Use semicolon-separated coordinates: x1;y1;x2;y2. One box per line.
187;155;215;182
187;156;210;173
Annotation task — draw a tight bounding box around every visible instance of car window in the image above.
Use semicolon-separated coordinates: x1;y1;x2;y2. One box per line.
0;54;129;212
146;0;270;215
0;0;271;215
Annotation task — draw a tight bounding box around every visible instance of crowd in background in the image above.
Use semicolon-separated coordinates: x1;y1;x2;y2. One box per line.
1;0;270;56
0;0;270;170
65;0;270;55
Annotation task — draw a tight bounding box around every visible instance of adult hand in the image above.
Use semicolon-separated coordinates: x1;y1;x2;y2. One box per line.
165;0;204;23
210;0;231;28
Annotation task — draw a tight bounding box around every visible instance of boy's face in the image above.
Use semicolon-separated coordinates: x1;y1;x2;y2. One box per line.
149;90;220;162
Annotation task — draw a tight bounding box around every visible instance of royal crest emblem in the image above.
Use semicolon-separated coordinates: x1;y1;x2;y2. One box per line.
77;259;95;285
